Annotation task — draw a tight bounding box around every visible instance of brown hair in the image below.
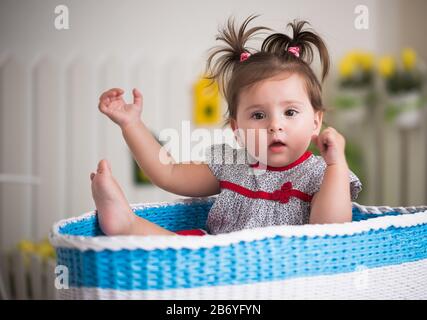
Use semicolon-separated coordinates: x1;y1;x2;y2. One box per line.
205;15;330;127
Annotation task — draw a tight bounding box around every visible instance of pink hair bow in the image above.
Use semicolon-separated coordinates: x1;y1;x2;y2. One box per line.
240;52;251;62
288;46;300;57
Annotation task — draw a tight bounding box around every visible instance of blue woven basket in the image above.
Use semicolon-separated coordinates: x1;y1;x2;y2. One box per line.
50;197;427;299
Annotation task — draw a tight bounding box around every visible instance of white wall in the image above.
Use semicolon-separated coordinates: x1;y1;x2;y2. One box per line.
1;0;426;250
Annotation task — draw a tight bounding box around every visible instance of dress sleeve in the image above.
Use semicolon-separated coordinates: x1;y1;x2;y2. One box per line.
309;156;363;201
349;169;363;201
204;143;236;180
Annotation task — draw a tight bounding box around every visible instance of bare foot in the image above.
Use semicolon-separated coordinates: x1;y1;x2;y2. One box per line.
91;159;177;236
90;159;136;236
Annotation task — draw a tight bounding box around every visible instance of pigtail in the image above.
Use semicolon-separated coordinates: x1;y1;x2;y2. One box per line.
205;14;271;96
261;20;330;82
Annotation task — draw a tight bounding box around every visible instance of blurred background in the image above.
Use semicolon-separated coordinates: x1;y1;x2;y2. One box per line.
0;0;426;299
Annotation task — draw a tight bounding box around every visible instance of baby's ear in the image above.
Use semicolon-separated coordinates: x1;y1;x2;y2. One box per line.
313;110;323;133
230;119;243;146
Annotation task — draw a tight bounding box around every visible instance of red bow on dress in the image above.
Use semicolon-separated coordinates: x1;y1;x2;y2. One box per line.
270;181;293;204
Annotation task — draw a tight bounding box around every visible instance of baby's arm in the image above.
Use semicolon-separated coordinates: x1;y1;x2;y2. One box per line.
309;162;352;224
309;127;352;224
121;121;220;197
99;88;220;197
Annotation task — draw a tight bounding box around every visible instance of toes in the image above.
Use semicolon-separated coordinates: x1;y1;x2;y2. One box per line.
106;160;112;171
97;159;111;175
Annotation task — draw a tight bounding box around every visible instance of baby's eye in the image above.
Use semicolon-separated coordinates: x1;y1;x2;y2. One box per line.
251;112;265;120
285;109;298;117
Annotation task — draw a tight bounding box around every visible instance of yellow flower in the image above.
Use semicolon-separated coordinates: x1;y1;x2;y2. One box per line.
402;48;417;71
17;240;36;253
17;238;56;260
339;57;355;77
339;51;375;77
194;76;221;125
378;56;395;78
35;240;55;259
347;50;361;64
359;53;374;71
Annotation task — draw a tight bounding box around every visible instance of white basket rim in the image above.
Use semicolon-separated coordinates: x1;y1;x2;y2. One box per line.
49;197;427;252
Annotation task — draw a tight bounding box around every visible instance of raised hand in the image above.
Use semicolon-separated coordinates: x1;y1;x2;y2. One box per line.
311;127;347;166
98;88;143;129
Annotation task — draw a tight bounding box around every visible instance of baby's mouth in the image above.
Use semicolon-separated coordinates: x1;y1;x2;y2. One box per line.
269;141;286;147
268;140;287;152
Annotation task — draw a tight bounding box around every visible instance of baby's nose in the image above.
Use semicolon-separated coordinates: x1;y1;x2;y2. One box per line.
269;126;283;132
268;120;284;133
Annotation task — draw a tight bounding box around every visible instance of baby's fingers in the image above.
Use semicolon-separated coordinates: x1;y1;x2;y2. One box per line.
312;134;327;153
100;88;124;102
99;88;124;111
132;88;143;107
98;99;111;115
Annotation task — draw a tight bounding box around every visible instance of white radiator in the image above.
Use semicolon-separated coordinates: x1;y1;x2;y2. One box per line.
0;251;58;300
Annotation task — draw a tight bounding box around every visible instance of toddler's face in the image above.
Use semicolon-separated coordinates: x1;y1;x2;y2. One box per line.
231;72;323;167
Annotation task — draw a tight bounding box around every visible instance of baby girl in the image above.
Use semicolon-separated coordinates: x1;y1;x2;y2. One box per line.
91;15;362;236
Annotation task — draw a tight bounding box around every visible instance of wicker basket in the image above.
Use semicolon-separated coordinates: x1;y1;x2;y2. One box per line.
49;196;427;299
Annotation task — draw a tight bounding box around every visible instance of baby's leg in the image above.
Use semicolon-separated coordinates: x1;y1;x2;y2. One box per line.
90;159;176;236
